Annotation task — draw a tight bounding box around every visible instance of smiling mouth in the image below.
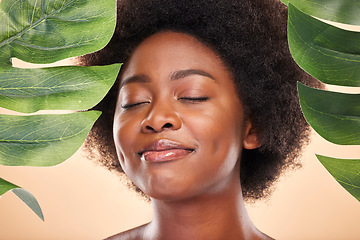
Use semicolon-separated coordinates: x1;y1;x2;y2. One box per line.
138;139;195;163
140;149;194;162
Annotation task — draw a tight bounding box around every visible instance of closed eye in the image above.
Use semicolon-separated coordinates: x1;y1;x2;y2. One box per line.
121;101;149;109
178;96;209;102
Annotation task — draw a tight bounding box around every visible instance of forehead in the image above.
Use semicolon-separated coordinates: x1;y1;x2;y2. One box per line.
119;31;233;82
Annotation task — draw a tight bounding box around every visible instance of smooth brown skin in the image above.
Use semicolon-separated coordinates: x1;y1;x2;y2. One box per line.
110;32;272;240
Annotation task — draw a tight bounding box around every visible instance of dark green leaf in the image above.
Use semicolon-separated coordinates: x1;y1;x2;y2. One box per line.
288;0;360;25
0;64;121;113
0;177;19;195
0;111;100;166
288;4;360;87
12;188;44;221
0;178;44;221
0;0;117;66
317;155;360;202
298;82;360;145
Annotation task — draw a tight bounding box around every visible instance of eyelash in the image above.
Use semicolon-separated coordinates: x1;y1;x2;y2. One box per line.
121;96;209;109
178;96;209;102
121;102;149;109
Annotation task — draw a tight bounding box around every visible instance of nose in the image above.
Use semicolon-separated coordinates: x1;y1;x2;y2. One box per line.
140;100;182;133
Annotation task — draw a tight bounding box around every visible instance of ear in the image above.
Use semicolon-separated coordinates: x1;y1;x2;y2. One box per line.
243;120;261;150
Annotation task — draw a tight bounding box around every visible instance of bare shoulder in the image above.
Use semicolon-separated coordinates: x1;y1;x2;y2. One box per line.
257;231;274;240
104;223;149;240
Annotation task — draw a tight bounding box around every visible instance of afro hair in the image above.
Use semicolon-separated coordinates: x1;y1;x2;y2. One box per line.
80;0;321;201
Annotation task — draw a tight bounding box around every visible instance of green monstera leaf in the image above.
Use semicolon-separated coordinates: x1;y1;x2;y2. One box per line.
298;83;360;145
282;0;360;25
0;0;116;65
0;111;101;166
288;3;360;202
317;155;360;201
0;0;120;220
0;64;120;113
0;178;44;221
288;4;360;87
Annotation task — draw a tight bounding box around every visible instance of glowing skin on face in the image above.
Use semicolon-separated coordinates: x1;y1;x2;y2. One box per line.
113;32;258;201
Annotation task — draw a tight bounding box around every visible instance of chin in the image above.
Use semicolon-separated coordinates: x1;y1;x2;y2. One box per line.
144;181;199;202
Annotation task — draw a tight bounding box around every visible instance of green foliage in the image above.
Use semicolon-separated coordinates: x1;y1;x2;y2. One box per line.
0;177;18;195
288;3;360;202
288;4;360;87
282;0;360;25
0;0;116;65
0;178;44;221
0;0;119;220
0;111;101;166
12;188;45;221
298;83;360;145
0;64;120;113
317;155;360;201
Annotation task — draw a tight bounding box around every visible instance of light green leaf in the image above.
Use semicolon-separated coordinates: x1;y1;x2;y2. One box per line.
288;0;360;25
288;3;360;87
12;188;44;221
0;0;117;65
298;82;360;145
0;177;19;195
0;64;121;113
0;0;118;222
0;111;100;166
317;155;360;202
0;178;44;221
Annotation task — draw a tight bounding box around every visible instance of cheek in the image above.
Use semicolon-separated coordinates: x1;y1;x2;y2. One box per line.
186;104;243;147
183;104;244;168
113;113;140;169
176;108;243;194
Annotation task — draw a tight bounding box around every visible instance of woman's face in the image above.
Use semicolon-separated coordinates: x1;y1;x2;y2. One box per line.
113;32;258;201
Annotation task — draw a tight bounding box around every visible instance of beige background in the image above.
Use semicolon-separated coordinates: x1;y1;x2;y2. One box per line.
1;7;360;239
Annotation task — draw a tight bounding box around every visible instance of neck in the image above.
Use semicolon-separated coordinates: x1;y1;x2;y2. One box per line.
144;176;266;240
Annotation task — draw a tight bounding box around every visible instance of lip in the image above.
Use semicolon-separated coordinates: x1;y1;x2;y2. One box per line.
138;139;195;162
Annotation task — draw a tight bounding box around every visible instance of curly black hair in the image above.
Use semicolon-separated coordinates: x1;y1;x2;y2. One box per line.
81;0;321;201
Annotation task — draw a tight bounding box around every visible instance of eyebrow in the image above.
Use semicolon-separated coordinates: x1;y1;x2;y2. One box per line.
170;69;215;81
120;74;149;89
120;69;215;89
